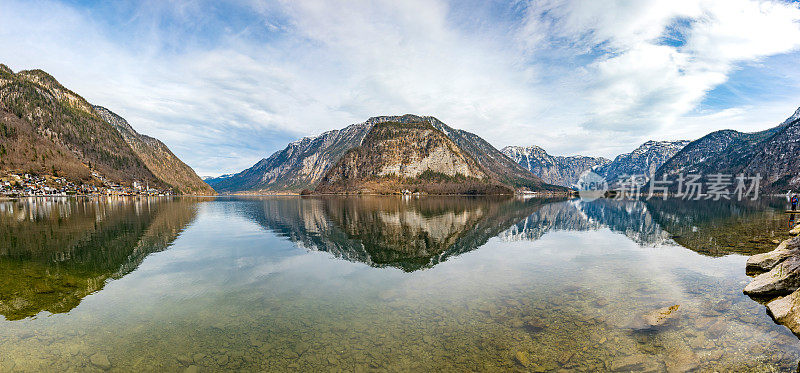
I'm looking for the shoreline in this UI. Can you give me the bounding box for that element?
[743,219,800,338]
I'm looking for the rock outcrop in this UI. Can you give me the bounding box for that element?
[744,235,800,337]
[766,291,800,336]
[745,237,800,275]
[744,255,800,297]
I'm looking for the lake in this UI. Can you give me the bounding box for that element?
[0,195,798,371]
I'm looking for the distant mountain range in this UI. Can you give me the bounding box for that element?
[655,107,800,191]
[0,64,212,194]
[207,114,566,194]
[596,140,691,183]
[7,63,797,196]
[501,145,610,187]
[502,140,690,187]
[209,105,800,194]
[502,105,800,193]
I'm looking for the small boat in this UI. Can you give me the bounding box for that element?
[786,210,800,214]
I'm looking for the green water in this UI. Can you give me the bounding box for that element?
[0,196,797,371]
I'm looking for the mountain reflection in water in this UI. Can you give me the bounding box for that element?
[240,196,789,271]
[1,196,798,371]
[1,196,788,322]
[0,197,201,320]
[240,196,563,271]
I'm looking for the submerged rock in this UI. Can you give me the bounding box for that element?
[643,305,680,327]
[176,354,193,365]
[706,319,728,338]
[90,353,112,370]
[523,318,546,333]
[514,350,530,367]
[744,255,800,297]
[627,305,680,330]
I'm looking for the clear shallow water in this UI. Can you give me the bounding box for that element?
[0,196,798,371]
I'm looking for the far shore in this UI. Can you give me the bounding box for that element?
[218,191,575,197]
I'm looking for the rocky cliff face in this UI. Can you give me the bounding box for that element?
[205,119,373,193]
[315,121,512,194]
[424,118,556,191]
[208,114,559,193]
[595,140,690,183]
[502,145,610,187]
[94,106,214,195]
[0,64,206,193]
[654,106,800,191]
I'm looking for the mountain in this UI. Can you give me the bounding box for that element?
[654,106,800,191]
[207,114,561,193]
[423,117,558,192]
[501,145,610,187]
[0,64,210,194]
[206,118,372,193]
[93,106,214,195]
[746,112,800,189]
[0,65,157,185]
[596,140,691,183]
[315,121,513,194]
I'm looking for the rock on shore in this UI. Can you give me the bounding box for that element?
[744,236,800,336]
[746,237,800,275]
[766,291,800,336]
[744,255,800,297]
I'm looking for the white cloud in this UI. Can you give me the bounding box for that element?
[1,0,799,176]
[519,0,800,155]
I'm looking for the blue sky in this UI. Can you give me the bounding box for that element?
[2,0,800,176]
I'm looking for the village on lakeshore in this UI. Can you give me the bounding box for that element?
[0,172,174,197]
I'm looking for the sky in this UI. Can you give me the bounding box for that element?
[1,0,800,177]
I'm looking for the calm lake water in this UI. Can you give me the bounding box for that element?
[1,196,798,371]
